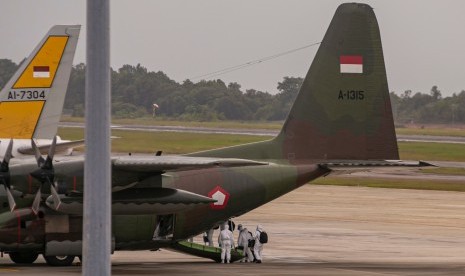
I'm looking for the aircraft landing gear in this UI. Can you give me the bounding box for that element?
[43,255,75,266]
[9,252,39,264]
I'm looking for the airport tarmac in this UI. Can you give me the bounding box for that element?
[2,184,465,275]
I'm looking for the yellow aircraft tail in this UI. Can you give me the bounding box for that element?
[0,25,80,139]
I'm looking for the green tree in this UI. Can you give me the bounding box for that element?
[65,63,86,113]
[430,85,442,100]
[0,59,18,89]
[1,59,464,124]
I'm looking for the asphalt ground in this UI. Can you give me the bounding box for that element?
[2,185,465,275]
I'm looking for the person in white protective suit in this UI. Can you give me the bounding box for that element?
[237,224,253,262]
[253,224,265,263]
[218,224,235,263]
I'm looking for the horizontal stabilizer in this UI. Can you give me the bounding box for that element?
[319,160,434,175]
[47,187,215,215]
[17,139,85,155]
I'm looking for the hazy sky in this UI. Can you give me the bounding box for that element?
[1,0,464,96]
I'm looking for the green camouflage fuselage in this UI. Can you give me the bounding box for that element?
[0,158,327,253]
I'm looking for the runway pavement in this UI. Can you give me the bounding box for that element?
[2,185,465,275]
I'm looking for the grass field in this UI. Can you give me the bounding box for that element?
[312,177,465,192]
[58,127,465,161]
[58,127,267,154]
[420,167,465,176]
[61,116,283,130]
[398,142,465,162]
[396,127,465,137]
[62,116,465,137]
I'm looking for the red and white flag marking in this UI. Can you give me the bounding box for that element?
[340,55,363,74]
[33,66,50,78]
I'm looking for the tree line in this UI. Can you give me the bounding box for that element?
[390,87,465,125]
[0,59,464,124]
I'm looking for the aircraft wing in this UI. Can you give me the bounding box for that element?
[113,155,268,173]
[17,139,85,155]
[318,160,434,175]
[38,155,268,215]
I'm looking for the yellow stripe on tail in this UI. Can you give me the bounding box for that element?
[0,101,45,139]
[13,36,69,89]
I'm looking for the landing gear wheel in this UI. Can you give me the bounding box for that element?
[43,255,75,266]
[9,252,39,264]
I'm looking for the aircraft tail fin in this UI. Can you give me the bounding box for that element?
[275,3,398,161]
[0,25,80,139]
[189,3,398,161]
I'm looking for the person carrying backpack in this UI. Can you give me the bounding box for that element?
[237,224,253,263]
[253,224,268,263]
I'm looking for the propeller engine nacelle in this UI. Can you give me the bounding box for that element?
[0,208,45,251]
[0,207,92,257]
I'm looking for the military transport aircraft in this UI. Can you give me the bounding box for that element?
[0,3,428,266]
[0,25,83,158]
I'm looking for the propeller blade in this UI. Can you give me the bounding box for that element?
[0,139,13,172]
[5,187,16,212]
[0,140,14,211]
[31,187,42,215]
[43,136,57,170]
[49,183,62,210]
[48,136,57,160]
[31,139,45,167]
[29,138,58,212]
[4,139,13,160]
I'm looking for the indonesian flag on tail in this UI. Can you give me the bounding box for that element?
[340,55,363,74]
[33,66,50,78]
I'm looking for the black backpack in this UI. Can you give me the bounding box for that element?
[248,239,255,248]
[247,231,255,247]
[259,231,268,244]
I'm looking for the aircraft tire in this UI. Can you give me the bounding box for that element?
[9,252,39,264]
[43,255,75,266]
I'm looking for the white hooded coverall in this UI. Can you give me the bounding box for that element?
[238,227,253,262]
[218,225,234,263]
[254,225,264,262]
